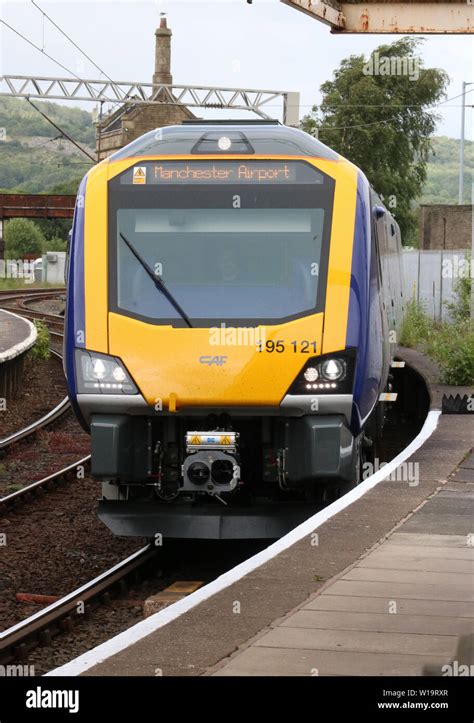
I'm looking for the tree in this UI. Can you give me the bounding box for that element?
[300,38,448,243]
[4,218,45,258]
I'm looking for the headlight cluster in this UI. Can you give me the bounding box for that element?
[75,350,138,395]
[288,351,355,395]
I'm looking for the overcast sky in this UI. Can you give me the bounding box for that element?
[1,0,473,139]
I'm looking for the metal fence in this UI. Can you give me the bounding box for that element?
[402,249,471,321]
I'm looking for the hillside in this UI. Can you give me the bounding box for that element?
[0,97,95,193]
[0,97,472,202]
[421,135,473,205]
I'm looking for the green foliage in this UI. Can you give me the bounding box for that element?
[35,218,72,243]
[400,298,474,385]
[31,320,51,360]
[4,218,44,258]
[43,237,67,252]
[0,97,94,193]
[445,273,472,324]
[0,97,95,144]
[399,299,433,347]
[425,321,474,386]
[421,136,473,205]
[300,37,449,242]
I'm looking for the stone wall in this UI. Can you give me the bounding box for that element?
[97,103,194,160]
[419,204,472,250]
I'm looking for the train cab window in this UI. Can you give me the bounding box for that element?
[108,160,335,327]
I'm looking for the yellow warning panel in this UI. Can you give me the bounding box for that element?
[190,435,201,445]
[133,166,147,184]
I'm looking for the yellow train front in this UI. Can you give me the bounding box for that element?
[64,121,404,539]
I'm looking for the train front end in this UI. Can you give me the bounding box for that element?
[65,122,383,539]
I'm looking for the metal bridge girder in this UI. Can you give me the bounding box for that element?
[0,75,300,124]
[282,0,474,33]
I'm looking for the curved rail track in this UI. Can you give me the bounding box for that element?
[0,545,154,664]
[0,350,70,454]
[0,453,90,513]
[0,291,69,454]
[0,288,79,501]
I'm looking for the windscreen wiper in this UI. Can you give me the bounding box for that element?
[119,232,193,328]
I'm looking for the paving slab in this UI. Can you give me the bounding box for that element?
[318,579,474,602]
[460,453,474,470]
[451,468,474,483]
[279,610,474,636]
[357,555,473,573]
[388,533,470,548]
[212,647,448,677]
[305,595,474,618]
[369,544,474,560]
[253,626,457,657]
[344,566,472,586]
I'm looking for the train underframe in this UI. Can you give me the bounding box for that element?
[93,409,376,539]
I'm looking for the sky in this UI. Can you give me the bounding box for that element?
[0,0,473,139]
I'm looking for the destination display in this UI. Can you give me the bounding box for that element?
[120,161,324,186]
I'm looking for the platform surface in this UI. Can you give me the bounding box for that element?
[212,481,474,676]
[0,308,36,361]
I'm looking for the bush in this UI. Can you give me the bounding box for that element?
[399,299,434,348]
[4,218,44,258]
[43,237,67,252]
[445,273,471,325]
[399,296,474,386]
[30,320,50,360]
[426,321,474,386]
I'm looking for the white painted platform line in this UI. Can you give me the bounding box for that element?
[0,309,37,362]
[47,410,441,677]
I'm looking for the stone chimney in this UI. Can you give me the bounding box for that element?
[153,16,172,87]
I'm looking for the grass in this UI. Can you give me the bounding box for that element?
[0,278,65,291]
[30,319,51,361]
[399,281,474,386]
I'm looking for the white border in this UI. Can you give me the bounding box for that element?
[47,409,440,677]
[0,309,37,362]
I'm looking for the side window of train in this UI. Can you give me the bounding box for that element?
[371,204,384,297]
[65,228,72,284]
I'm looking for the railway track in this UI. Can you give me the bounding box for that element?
[0,350,70,455]
[0,545,155,664]
[0,453,90,512]
[0,288,80,500]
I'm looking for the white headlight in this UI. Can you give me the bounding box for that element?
[76,350,138,395]
[321,359,344,381]
[303,367,319,382]
[112,366,126,382]
[218,136,232,151]
[92,359,107,380]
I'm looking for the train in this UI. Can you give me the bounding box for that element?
[64,120,405,539]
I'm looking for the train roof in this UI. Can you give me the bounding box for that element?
[108,122,340,161]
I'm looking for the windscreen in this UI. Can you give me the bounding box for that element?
[108,160,335,326]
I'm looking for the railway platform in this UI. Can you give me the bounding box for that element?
[0,308,37,400]
[49,347,474,678]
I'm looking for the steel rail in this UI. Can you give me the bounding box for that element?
[0,544,154,663]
